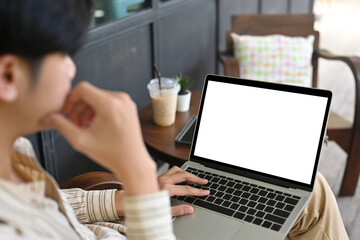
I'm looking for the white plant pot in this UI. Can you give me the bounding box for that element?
[177,90,191,112]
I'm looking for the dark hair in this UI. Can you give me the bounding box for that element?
[0,0,93,60]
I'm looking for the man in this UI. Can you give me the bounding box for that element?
[0,0,349,239]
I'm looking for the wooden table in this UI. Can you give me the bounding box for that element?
[139,91,201,166]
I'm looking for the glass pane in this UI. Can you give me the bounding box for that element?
[90,0,150,28]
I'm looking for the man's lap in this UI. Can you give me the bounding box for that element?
[286,173,348,240]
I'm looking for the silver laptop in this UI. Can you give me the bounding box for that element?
[171,74,332,240]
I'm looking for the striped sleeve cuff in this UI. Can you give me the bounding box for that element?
[85,189,120,223]
[124,190,176,240]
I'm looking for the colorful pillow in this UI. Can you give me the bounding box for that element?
[231,33,314,87]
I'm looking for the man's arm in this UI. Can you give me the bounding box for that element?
[61,188,120,224]
[44,82,173,239]
[46,82,159,196]
[124,190,174,239]
[61,166,210,223]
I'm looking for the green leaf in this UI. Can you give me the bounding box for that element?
[173,72,193,95]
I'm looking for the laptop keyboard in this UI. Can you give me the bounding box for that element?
[172,167,301,232]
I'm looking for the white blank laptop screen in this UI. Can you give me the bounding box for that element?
[194,81,328,184]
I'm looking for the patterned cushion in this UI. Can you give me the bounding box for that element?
[231,33,314,87]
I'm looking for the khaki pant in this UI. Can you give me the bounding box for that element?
[286,173,349,240]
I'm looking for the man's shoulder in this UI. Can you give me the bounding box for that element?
[13,137,36,159]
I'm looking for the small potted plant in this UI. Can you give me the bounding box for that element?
[174,73,193,112]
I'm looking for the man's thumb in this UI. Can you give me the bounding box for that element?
[44,113,83,147]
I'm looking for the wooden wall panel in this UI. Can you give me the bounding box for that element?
[290,0,313,13]
[218,0,258,52]
[73,27,154,110]
[158,1,217,91]
[261,0,288,14]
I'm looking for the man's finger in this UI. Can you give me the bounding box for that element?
[160,166,183,177]
[171,205,193,217]
[46,113,84,149]
[165,171,208,185]
[67,102,92,127]
[65,82,108,112]
[79,107,95,127]
[168,185,209,197]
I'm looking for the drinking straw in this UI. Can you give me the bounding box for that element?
[153,64,162,90]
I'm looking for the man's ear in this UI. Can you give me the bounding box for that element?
[0,55,18,102]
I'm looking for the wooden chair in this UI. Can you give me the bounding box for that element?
[220,14,360,196]
[60,171,123,191]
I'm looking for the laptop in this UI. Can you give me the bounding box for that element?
[171,74,332,240]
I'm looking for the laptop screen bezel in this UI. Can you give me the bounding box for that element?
[189,74,332,191]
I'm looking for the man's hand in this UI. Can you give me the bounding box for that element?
[158,166,210,216]
[44,82,158,196]
[115,166,210,217]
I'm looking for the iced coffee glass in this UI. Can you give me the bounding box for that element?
[147,78,180,126]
